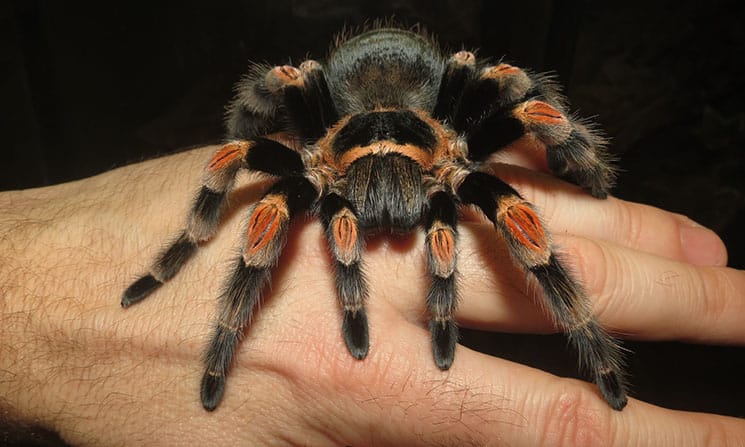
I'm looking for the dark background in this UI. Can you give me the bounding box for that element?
[3,0,744,443]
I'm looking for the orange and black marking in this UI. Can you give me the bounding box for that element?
[481,63,522,78]
[326,109,438,170]
[497,196,547,253]
[243,194,289,265]
[424,191,458,279]
[496,196,551,267]
[426,222,456,278]
[330,208,360,265]
[320,193,363,266]
[207,141,251,172]
[515,100,567,126]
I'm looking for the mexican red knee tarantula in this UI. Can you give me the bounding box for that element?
[122,27,628,411]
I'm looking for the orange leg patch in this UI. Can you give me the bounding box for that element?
[520,100,567,126]
[428,224,456,278]
[244,196,288,261]
[502,202,547,252]
[331,210,359,265]
[483,63,521,78]
[208,141,250,172]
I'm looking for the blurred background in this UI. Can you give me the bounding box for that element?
[3,0,743,439]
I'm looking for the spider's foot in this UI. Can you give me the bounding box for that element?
[342,309,369,359]
[200,371,226,412]
[430,319,458,370]
[121,274,163,307]
[598,370,628,411]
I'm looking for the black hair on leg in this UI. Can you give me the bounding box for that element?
[433,50,476,122]
[457,171,628,410]
[320,193,370,359]
[423,191,459,370]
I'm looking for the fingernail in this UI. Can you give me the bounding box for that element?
[679,219,728,267]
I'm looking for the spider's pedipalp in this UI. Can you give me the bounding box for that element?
[320,193,370,359]
[121,139,306,308]
[200,175,317,411]
[424,190,459,370]
[457,171,628,410]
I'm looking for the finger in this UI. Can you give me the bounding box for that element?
[444,229,745,344]
[558,235,745,344]
[485,162,728,267]
[327,323,745,447]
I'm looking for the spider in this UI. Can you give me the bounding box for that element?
[121,26,628,412]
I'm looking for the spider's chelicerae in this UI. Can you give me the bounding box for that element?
[122,26,628,411]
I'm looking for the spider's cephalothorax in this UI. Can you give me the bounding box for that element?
[122,27,628,411]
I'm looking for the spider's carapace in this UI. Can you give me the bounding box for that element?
[122,26,626,412]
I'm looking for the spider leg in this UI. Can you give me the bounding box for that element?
[467,98,615,198]
[433,50,476,122]
[200,176,317,411]
[282,60,339,141]
[320,193,370,359]
[423,191,459,370]
[448,62,615,198]
[226,61,338,142]
[456,171,628,410]
[121,138,305,307]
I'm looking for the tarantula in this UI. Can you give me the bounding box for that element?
[122,27,628,411]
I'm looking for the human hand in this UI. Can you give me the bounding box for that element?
[1,146,743,446]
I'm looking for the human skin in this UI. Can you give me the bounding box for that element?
[1,145,744,446]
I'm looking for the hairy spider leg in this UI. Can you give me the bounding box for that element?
[121,138,305,307]
[423,190,460,370]
[457,171,628,410]
[446,62,615,198]
[200,176,317,411]
[432,50,476,122]
[282,60,339,142]
[121,138,307,307]
[320,193,370,359]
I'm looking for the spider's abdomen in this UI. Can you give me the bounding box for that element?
[344,153,425,232]
[327,28,444,115]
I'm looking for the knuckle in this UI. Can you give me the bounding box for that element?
[613,199,643,249]
[697,269,731,326]
[561,237,616,323]
[702,419,741,447]
[539,385,611,447]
